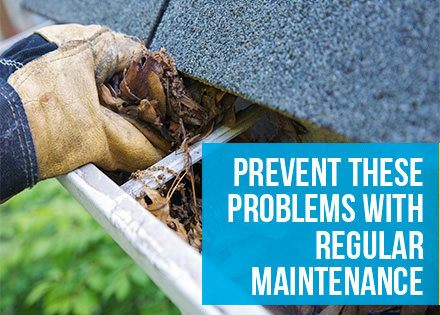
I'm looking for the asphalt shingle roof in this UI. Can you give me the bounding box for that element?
[24,0,440,142]
[23,0,166,42]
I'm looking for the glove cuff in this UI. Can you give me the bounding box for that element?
[0,33,57,200]
[0,33,58,79]
[0,78,39,200]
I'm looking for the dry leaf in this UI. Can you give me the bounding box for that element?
[120,56,164,102]
[167,218,188,242]
[137,187,188,242]
[137,187,169,221]
[98,83,125,109]
[146,71,166,118]
[119,60,144,100]
[138,99,161,124]
[188,222,202,251]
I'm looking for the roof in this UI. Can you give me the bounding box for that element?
[23,0,166,43]
[24,0,440,142]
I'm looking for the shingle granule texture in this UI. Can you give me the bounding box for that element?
[150,0,439,142]
[23,0,166,40]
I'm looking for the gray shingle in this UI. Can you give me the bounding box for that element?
[150,0,439,142]
[23,0,166,41]
[23,0,439,142]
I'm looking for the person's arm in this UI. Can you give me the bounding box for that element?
[0,33,57,200]
[0,25,164,201]
[0,77,38,200]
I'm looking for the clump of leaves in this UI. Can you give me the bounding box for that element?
[98,47,236,153]
[134,161,203,252]
[100,46,236,251]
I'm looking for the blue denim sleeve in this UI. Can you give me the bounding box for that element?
[0,78,39,201]
[0,33,57,201]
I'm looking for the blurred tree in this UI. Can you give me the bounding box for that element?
[0,179,179,315]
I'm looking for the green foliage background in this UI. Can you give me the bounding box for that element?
[0,179,179,315]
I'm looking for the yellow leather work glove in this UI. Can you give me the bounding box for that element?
[7,24,164,179]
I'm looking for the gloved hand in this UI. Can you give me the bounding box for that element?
[6,24,164,179]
